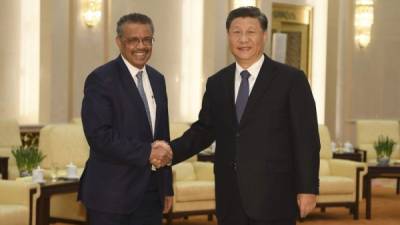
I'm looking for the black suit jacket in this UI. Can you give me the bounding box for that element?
[78,56,173,214]
[171,55,320,221]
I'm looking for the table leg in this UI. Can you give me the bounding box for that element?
[365,176,372,219]
[36,195,51,225]
[0,157,9,179]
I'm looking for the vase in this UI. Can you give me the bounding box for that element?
[19,169,31,177]
[377,156,390,166]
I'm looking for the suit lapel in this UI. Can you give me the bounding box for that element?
[239,55,278,127]
[222,63,238,129]
[117,56,153,137]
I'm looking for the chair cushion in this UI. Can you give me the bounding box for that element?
[0,205,28,225]
[319,176,354,194]
[175,181,215,202]
[173,162,196,181]
[173,199,215,212]
[318,125,333,160]
[319,159,330,176]
[39,124,89,168]
[193,161,214,181]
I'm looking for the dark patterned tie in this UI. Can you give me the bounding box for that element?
[136,71,152,132]
[236,70,251,123]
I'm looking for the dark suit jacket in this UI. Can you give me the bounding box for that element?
[171,55,320,221]
[78,56,173,214]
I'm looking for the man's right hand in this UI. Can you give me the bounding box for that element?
[149,140,173,168]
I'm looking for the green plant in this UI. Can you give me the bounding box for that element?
[374,135,396,158]
[11,145,46,175]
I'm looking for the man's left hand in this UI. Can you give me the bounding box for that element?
[297,193,316,218]
[163,196,173,213]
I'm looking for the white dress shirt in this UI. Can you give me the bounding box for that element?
[234,54,265,102]
[121,56,156,136]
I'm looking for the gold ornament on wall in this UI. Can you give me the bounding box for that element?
[354,0,374,48]
[82,0,102,28]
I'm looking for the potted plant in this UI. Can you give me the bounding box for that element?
[11,145,46,177]
[374,135,396,166]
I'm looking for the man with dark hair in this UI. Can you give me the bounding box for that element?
[79,13,173,225]
[155,6,320,225]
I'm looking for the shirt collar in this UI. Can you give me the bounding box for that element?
[235,54,265,79]
[121,54,147,77]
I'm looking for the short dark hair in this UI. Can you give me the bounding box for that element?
[226,6,268,31]
[116,13,154,37]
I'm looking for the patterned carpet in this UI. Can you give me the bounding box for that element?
[164,179,400,225]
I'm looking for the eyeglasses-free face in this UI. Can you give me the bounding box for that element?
[116,22,154,69]
[228,17,267,68]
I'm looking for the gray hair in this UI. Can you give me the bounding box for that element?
[116,13,154,37]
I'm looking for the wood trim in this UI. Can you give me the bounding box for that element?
[164,209,215,225]
[354,166,364,219]
[0,157,8,180]
[29,188,37,225]
[49,217,86,225]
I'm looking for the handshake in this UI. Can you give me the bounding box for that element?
[149,140,173,169]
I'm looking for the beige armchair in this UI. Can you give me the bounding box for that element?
[38,123,89,223]
[0,119,22,179]
[317,125,367,219]
[0,179,41,225]
[355,119,400,194]
[355,119,400,162]
[165,123,215,225]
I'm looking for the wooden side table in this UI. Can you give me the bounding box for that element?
[31,179,83,225]
[0,156,9,179]
[197,154,215,163]
[363,164,400,219]
[333,152,362,162]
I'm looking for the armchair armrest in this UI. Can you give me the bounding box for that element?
[329,159,366,203]
[329,159,367,178]
[0,180,39,205]
[354,148,368,162]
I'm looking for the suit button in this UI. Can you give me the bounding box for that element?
[232,162,237,171]
[236,132,240,137]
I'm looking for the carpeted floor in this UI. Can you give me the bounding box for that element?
[166,180,400,225]
[57,180,399,225]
